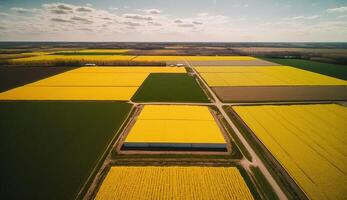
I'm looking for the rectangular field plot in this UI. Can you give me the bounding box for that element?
[123,105,227,151]
[95,166,254,200]
[196,66,347,86]
[0,86,138,100]
[0,101,132,199]
[131,73,209,102]
[0,66,186,101]
[70,66,186,73]
[213,86,347,102]
[232,104,347,200]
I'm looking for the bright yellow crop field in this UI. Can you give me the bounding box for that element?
[124,105,226,144]
[29,72,148,87]
[232,104,347,200]
[196,66,347,86]
[10,55,135,64]
[0,66,185,100]
[70,66,186,73]
[95,166,254,200]
[0,86,137,100]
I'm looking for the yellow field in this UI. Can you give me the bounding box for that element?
[0,86,137,100]
[232,104,347,200]
[196,66,347,86]
[124,105,226,144]
[132,56,255,62]
[29,73,148,87]
[0,66,185,100]
[95,166,254,200]
[70,66,186,73]
[10,55,135,64]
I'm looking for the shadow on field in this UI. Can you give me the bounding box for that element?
[0,66,76,92]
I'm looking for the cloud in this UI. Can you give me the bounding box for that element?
[337,15,347,19]
[0,12,9,17]
[124,14,152,21]
[148,21,162,26]
[178,24,195,28]
[78,28,93,31]
[139,9,162,14]
[51,18,72,23]
[282,15,320,21]
[43,3,74,14]
[71,16,93,23]
[11,7,33,14]
[123,21,141,26]
[56,4,73,10]
[174,19,183,23]
[192,21,203,25]
[76,7,93,12]
[109,7,118,11]
[327,6,347,13]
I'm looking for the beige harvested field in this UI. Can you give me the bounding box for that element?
[186,59,280,66]
[213,86,347,102]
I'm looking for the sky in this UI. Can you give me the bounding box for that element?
[0,0,346,42]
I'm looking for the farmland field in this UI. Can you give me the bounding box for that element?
[0,66,185,101]
[0,66,75,92]
[95,166,254,200]
[123,105,227,150]
[196,66,347,86]
[195,66,347,102]
[0,101,132,199]
[232,104,347,200]
[260,58,347,80]
[132,73,209,102]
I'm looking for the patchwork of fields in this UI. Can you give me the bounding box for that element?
[95,166,254,200]
[1,48,347,200]
[123,105,227,150]
[232,104,347,200]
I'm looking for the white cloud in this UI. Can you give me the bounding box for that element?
[123,14,153,21]
[173,19,183,23]
[337,15,347,19]
[327,6,347,13]
[139,8,162,15]
[11,7,36,14]
[282,15,320,21]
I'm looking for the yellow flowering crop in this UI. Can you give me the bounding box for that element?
[196,66,347,86]
[232,104,347,200]
[124,105,226,145]
[95,166,254,200]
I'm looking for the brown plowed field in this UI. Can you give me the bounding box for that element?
[213,86,347,102]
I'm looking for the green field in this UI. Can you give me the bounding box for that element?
[132,73,209,102]
[261,58,347,80]
[0,101,132,200]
